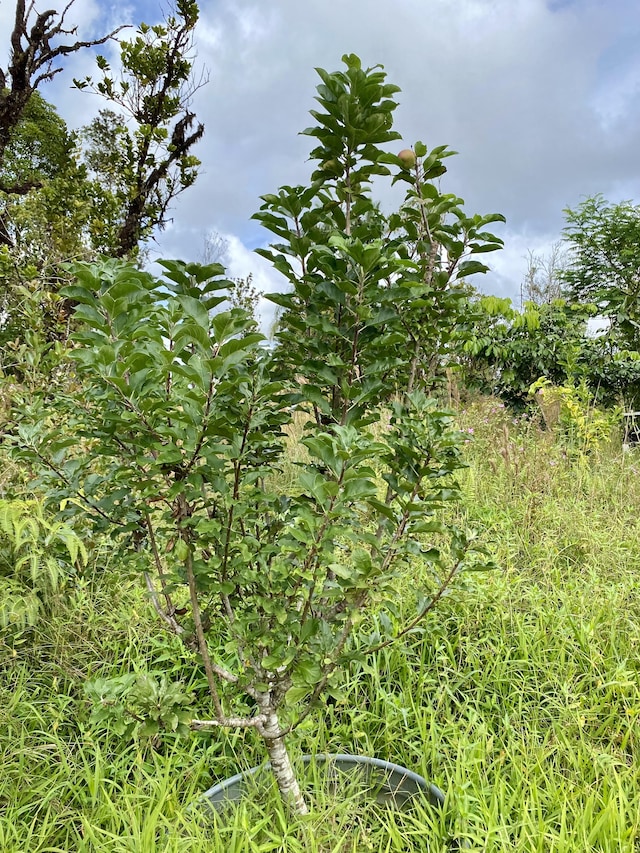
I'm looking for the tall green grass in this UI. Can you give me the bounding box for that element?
[1,400,639,851]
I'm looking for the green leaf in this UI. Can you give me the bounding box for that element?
[295,660,323,687]
[177,295,210,329]
[456,260,490,279]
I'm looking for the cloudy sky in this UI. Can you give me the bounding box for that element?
[2,0,640,318]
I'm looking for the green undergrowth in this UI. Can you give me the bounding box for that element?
[2,400,640,850]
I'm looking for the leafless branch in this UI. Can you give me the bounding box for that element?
[144,571,185,636]
[191,715,267,730]
[0,0,125,169]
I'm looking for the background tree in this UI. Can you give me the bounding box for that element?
[1,3,208,386]
[0,0,121,175]
[75,0,205,258]
[229,272,261,332]
[561,195,640,351]
[0,93,99,379]
[0,93,92,258]
[201,229,230,266]
[78,109,138,256]
[201,230,262,329]
[520,241,567,306]
[456,294,593,407]
[578,335,640,412]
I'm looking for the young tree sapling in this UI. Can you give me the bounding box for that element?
[16,56,502,815]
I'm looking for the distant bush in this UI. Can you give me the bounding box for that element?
[529,377,620,454]
[0,499,87,630]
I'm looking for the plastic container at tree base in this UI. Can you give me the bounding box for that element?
[203,752,444,811]
[202,753,469,849]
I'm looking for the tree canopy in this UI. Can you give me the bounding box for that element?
[561,194,640,350]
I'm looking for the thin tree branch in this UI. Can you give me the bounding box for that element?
[25,444,127,527]
[143,510,175,610]
[0,178,42,195]
[183,523,230,718]
[191,714,266,730]
[144,571,185,636]
[361,550,468,656]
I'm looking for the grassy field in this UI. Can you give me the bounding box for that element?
[1,399,640,851]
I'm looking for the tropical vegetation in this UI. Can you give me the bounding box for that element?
[1,2,639,850]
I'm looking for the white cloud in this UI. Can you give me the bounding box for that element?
[482,229,566,303]
[591,51,640,131]
[3,0,640,307]
[225,234,284,335]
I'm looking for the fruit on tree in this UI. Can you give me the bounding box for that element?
[398,149,416,169]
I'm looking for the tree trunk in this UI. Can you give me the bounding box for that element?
[406,338,421,394]
[0,204,13,247]
[257,700,309,815]
[117,194,147,258]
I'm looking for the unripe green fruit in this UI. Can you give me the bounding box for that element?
[320,159,342,176]
[398,149,416,169]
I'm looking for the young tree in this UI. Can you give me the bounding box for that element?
[14,57,495,815]
[75,0,205,257]
[0,0,121,175]
[255,57,504,420]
